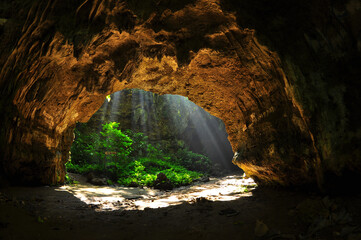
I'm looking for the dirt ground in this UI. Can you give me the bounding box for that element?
[1,174,361,240]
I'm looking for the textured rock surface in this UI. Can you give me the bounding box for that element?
[0,0,360,189]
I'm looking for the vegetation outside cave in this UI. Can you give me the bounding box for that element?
[66,89,239,189]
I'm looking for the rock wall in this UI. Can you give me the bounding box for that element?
[0,0,360,190]
[221,0,361,190]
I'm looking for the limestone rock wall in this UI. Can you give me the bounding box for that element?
[221,0,361,190]
[0,0,360,190]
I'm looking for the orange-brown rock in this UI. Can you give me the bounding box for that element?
[0,0,360,190]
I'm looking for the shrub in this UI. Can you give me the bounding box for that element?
[70,122,132,168]
[116,157,202,187]
[174,149,212,173]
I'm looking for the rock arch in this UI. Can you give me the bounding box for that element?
[0,0,322,186]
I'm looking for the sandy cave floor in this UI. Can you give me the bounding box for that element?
[1,174,361,240]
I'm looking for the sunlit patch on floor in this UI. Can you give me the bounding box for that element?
[57,175,256,211]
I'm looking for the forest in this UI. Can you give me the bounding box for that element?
[66,89,236,189]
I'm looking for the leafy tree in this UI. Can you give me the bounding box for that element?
[99,122,132,167]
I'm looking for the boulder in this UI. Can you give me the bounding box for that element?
[154,173,173,191]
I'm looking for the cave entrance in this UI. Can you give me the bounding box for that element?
[61,89,256,211]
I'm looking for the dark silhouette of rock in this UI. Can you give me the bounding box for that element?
[154,173,173,190]
[86,172,107,186]
[89,178,108,186]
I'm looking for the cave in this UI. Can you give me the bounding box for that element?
[1,0,361,239]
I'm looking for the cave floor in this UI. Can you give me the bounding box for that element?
[1,175,361,240]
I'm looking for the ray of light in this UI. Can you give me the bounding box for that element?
[138,89,148,134]
[108,91,122,122]
[163,94,235,169]
[189,109,230,167]
[149,92,161,142]
[98,98,110,129]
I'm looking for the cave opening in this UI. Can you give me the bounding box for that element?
[1,0,361,238]
[63,89,256,211]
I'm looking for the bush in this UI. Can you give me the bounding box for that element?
[115,157,202,187]
[174,149,212,173]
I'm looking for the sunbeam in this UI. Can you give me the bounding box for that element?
[189,108,233,170]
[108,91,121,122]
[163,93,236,170]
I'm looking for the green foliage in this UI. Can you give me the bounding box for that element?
[68,122,208,188]
[174,149,212,173]
[100,122,133,161]
[66,160,104,175]
[70,122,132,168]
[65,173,73,184]
[37,216,45,224]
[124,130,149,157]
[116,157,202,187]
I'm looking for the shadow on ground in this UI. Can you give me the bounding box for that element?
[1,177,361,240]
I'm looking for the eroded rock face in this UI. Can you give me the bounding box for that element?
[0,0,360,189]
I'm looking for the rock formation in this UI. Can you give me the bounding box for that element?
[0,0,360,190]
